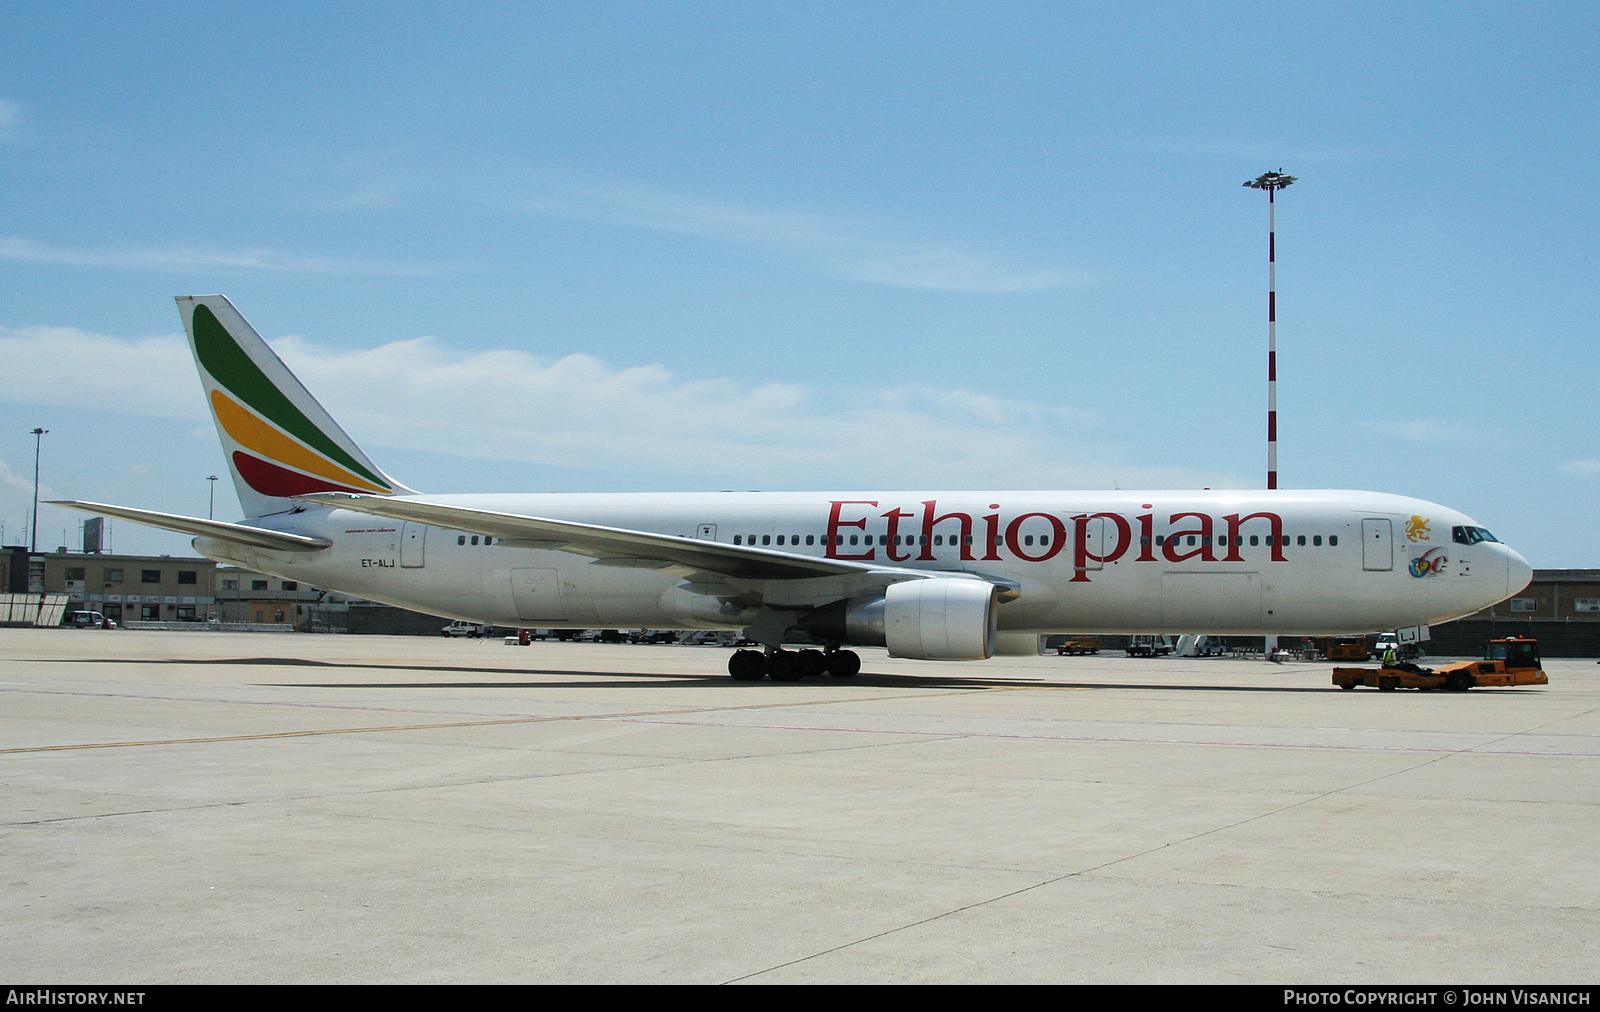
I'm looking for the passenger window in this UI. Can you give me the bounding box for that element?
[458,535,466,545]
[471,536,479,545]
[1039,535,1049,546]
[762,535,771,545]
[1297,535,1306,546]
[1313,535,1322,546]
[849,535,858,546]
[1024,535,1035,546]
[1330,535,1338,546]
[1250,536,1259,546]
[806,535,814,546]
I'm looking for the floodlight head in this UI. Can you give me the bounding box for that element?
[1244,170,1297,191]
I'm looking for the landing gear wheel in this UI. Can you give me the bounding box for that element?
[1378,675,1398,691]
[826,649,861,677]
[797,649,827,678]
[728,649,766,681]
[767,651,801,682]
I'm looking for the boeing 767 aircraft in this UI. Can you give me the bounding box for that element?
[54,296,1531,680]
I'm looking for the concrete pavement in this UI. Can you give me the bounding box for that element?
[2,630,1595,983]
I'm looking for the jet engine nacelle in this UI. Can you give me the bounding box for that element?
[884,578,999,661]
[802,578,999,660]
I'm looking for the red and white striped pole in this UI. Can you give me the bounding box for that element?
[1245,170,1295,490]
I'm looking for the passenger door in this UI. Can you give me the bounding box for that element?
[1362,519,1393,571]
[400,522,426,568]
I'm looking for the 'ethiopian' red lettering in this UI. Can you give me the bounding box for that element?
[826,501,876,560]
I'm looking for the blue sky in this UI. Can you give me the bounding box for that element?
[0,2,1596,565]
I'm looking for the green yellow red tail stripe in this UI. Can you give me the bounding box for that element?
[180,295,409,513]
[191,303,393,494]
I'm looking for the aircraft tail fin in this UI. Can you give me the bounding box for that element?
[176,295,413,518]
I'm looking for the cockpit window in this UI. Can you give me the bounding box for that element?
[1452,526,1500,545]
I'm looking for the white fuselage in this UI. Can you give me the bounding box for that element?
[194,489,1531,639]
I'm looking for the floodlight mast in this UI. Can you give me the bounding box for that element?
[30,427,48,554]
[1244,170,1296,489]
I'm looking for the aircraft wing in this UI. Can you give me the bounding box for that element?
[299,493,955,584]
[49,500,332,553]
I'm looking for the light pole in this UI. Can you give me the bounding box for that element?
[29,427,47,554]
[208,475,218,520]
[1244,170,1296,490]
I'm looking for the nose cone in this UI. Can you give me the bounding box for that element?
[1504,544,1533,599]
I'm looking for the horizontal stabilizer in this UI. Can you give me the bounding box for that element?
[49,501,332,553]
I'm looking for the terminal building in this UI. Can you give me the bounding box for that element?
[1426,569,1600,657]
[2,546,218,625]
[0,545,448,634]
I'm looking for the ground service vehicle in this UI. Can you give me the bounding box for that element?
[1126,635,1174,657]
[1054,637,1101,655]
[1333,637,1548,691]
[1320,637,1369,661]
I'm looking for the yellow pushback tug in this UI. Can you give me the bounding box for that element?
[1333,637,1549,692]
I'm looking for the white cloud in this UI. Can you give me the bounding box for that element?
[0,457,54,499]
[0,237,434,275]
[1560,460,1600,479]
[1118,138,1385,163]
[272,334,1201,489]
[0,323,1219,491]
[0,98,19,140]
[0,326,205,420]
[1358,418,1478,444]
[523,182,1088,294]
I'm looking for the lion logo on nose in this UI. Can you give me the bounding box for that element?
[1405,515,1432,543]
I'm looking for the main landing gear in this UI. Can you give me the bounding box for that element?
[727,648,861,681]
